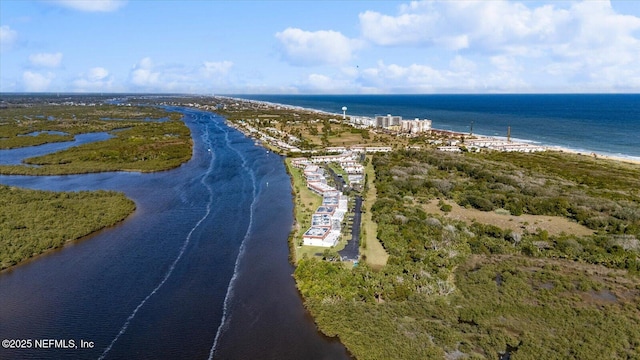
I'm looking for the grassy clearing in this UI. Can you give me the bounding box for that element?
[0,185,135,270]
[285,158,323,262]
[327,132,368,146]
[361,155,388,269]
[422,199,594,237]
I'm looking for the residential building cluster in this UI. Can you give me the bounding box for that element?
[185,97,550,156]
[349,114,432,134]
[400,119,433,134]
[293,150,367,185]
[325,146,391,154]
[436,137,546,153]
[375,114,402,127]
[227,120,303,153]
[291,161,349,247]
[465,138,546,152]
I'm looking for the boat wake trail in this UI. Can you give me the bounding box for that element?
[208,130,259,359]
[99,118,216,360]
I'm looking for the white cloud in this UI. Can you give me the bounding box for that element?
[490,55,521,73]
[127,57,236,93]
[49,0,127,12]
[449,55,476,74]
[73,67,114,91]
[275,28,359,66]
[359,1,575,51]
[318,61,448,93]
[301,73,356,93]
[358,61,446,92]
[290,58,534,94]
[359,9,438,46]
[87,67,109,81]
[436,35,469,51]
[0,25,18,52]
[23,71,54,92]
[306,74,336,90]
[29,52,63,68]
[130,57,161,88]
[202,61,233,77]
[359,0,640,55]
[357,0,640,91]
[544,1,640,88]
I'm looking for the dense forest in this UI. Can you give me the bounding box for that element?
[295,150,640,359]
[0,185,135,270]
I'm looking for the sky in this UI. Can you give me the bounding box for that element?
[1,0,640,94]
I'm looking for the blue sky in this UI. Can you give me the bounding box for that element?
[1,0,640,94]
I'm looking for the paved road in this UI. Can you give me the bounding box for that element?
[339,196,361,261]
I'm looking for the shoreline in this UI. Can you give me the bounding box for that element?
[0,208,134,273]
[223,95,640,165]
[215,96,640,359]
[545,146,640,165]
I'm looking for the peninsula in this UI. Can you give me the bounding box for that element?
[188,95,640,359]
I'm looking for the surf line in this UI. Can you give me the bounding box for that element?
[208,129,259,359]
[99,118,215,360]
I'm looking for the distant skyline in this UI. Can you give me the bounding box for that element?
[1,0,639,94]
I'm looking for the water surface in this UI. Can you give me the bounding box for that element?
[0,108,349,359]
[235,94,640,159]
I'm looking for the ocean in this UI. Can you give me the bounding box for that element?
[233,94,640,160]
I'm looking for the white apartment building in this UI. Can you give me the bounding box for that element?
[400,119,432,134]
[375,114,402,128]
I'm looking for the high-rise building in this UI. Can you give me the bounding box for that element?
[400,118,432,134]
[375,114,402,128]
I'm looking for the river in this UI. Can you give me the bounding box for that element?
[0,108,350,359]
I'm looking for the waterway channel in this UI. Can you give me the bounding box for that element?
[0,108,350,359]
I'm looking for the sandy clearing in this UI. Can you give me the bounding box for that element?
[422,199,594,237]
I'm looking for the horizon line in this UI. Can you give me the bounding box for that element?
[2,92,640,96]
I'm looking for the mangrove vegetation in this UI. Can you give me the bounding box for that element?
[0,185,135,270]
[0,104,192,174]
[294,149,640,359]
[0,101,191,269]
